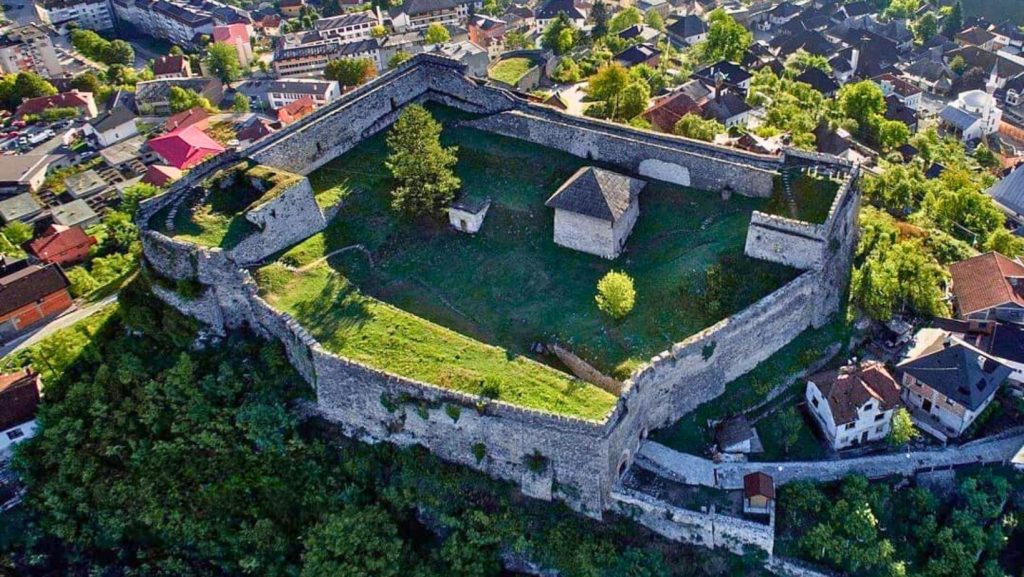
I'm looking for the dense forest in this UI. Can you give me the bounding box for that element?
[0,276,766,577]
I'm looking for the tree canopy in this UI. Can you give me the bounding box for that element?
[385,104,460,217]
[700,9,751,63]
[204,42,243,83]
[324,57,377,87]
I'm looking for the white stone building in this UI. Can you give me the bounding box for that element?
[805,361,902,450]
[83,107,138,148]
[266,79,340,110]
[545,167,644,260]
[34,0,115,30]
[0,24,63,78]
[315,10,380,43]
[448,197,490,233]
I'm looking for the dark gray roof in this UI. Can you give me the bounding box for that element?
[900,340,1010,412]
[693,60,751,86]
[796,67,839,95]
[545,167,644,222]
[316,11,377,30]
[666,15,706,39]
[536,0,584,20]
[987,165,1024,216]
[90,107,136,132]
[614,43,660,67]
[939,104,979,132]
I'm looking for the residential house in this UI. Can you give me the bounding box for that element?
[637,0,670,19]
[141,164,183,187]
[715,416,762,454]
[147,125,226,170]
[702,90,752,128]
[153,54,192,78]
[34,0,114,30]
[279,0,304,18]
[613,43,661,69]
[693,60,751,93]
[898,329,1011,440]
[64,169,107,199]
[314,10,380,42]
[665,15,707,47]
[873,72,922,110]
[545,167,644,260]
[0,155,53,195]
[272,37,382,77]
[617,24,662,44]
[832,0,873,29]
[84,108,138,148]
[986,165,1024,228]
[643,90,702,132]
[135,77,223,115]
[768,1,800,27]
[25,224,96,266]
[52,199,100,229]
[0,368,42,459]
[501,6,534,30]
[212,23,253,68]
[15,90,97,119]
[277,96,317,124]
[433,41,488,77]
[387,0,482,33]
[931,318,1024,384]
[956,26,999,51]
[795,67,839,97]
[468,14,506,58]
[235,116,275,143]
[535,0,586,32]
[806,361,902,450]
[0,194,45,224]
[266,78,340,110]
[902,57,954,96]
[0,24,63,78]
[0,260,72,337]
[885,95,918,132]
[742,472,774,516]
[948,251,1024,324]
[163,107,211,133]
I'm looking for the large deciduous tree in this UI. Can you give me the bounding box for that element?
[385,104,460,217]
[324,57,377,87]
[701,9,752,63]
[204,42,243,83]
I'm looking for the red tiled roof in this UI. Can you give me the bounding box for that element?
[25,224,96,264]
[743,472,774,499]
[808,361,901,426]
[15,91,92,118]
[162,107,210,132]
[277,96,316,125]
[141,164,183,187]
[0,263,69,317]
[949,252,1024,317]
[0,367,41,432]
[153,55,189,76]
[212,23,250,44]
[236,117,274,142]
[147,125,226,170]
[643,91,702,133]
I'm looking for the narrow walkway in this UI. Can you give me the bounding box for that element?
[636,428,1024,490]
[780,168,799,219]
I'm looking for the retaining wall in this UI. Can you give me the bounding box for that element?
[137,54,860,517]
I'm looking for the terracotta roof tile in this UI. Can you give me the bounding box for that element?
[949,252,1024,316]
[0,368,41,431]
[808,361,901,425]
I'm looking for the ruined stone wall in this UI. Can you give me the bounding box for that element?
[744,214,825,271]
[610,487,774,555]
[463,110,780,197]
[231,177,327,265]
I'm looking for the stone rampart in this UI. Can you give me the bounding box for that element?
[610,487,774,555]
[138,54,860,517]
[231,177,327,265]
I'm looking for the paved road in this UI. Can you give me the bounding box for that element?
[0,295,117,363]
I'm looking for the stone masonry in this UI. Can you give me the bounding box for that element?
[138,54,861,518]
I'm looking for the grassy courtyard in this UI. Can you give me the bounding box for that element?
[764,171,842,225]
[487,57,534,86]
[256,106,798,417]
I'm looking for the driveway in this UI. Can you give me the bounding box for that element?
[0,295,117,362]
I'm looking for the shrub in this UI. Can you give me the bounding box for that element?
[525,450,548,474]
[472,442,486,463]
[65,266,99,297]
[595,270,636,319]
[444,404,460,422]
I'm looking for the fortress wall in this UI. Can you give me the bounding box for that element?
[462,110,779,197]
[310,346,614,516]
[744,213,825,270]
[231,177,328,266]
[142,230,200,281]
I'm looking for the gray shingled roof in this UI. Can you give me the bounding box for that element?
[545,167,644,222]
[900,340,1010,412]
[987,166,1024,216]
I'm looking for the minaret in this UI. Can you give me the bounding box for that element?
[984,61,999,134]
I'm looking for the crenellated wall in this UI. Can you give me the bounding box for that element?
[137,54,860,518]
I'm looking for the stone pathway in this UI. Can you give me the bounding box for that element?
[780,168,799,220]
[636,428,1024,490]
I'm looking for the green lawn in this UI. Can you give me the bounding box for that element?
[296,109,795,376]
[765,172,841,225]
[488,57,533,86]
[257,262,617,421]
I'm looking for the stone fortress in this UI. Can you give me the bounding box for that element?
[136,55,860,541]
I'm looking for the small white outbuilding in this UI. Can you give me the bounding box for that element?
[448,197,491,234]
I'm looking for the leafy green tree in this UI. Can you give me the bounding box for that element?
[1,71,57,110]
[775,406,803,455]
[884,0,919,19]
[875,118,910,152]
[949,54,967,74]
[105,39,135,66]
[438,510,503,577]
[701,9,752,63]
[300,507,410,577]
[862,162,925,213]
[983,228,1024,258]
[168,86,215,112]
[618,80,650,120]
[551,57,582,83]
[424,22,450,44]
[596,270,636,319]
[785,49,831,73]
[102,210,139,252]
[608,7,643,34]
[385,104,460,217]
[371,24,387,38]
[324,57,377,87]
[887,408,917,446]
[541,14,577,55]
[120,182,160,213]
[918,167,1004,245]
[838,80,886,134]
[1,220,34,246]
[64,266,99,298]
[69,72,104,96]
[232,92,251,113]
[644,9,665,31]
[388,51,412,68]
[942,0,963,38]
[915,11,938,43]
[973,143,1000,169]
[204,42,243,82]
[746,68,828,149]
[504,29,531,51]
[590,0,609,38]
[673,113,723,141]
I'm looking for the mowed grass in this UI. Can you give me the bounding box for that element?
[765,172,841,225]
[488,57,533,86]
[258,262,617,420]
[172,184,259,249]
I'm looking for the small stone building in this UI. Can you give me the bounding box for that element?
[448,197,491,234]
[742,472,774,516]
[545,167,644,259]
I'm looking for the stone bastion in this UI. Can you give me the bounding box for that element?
[137,54,861,517]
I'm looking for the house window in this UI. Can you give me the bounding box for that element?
[811,397,819,408]
[845,423,855,430]
[875,414,884,421]
[6,428,24,441]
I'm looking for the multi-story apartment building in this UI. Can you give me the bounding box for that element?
[0,24,63,78]
[34,0,115,31]
[272,37,381,77]
[314,10,380,43]
[386,0,481,32]
[111,0,249,49]
[265,78,340,109]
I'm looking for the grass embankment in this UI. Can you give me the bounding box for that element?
[650,319,850,456]
[488,57,534,86]
[298,111,795,378]
[172,163,304,249]
[257,262,617,421]
[765,172,841,225]
[4,303,118,383]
